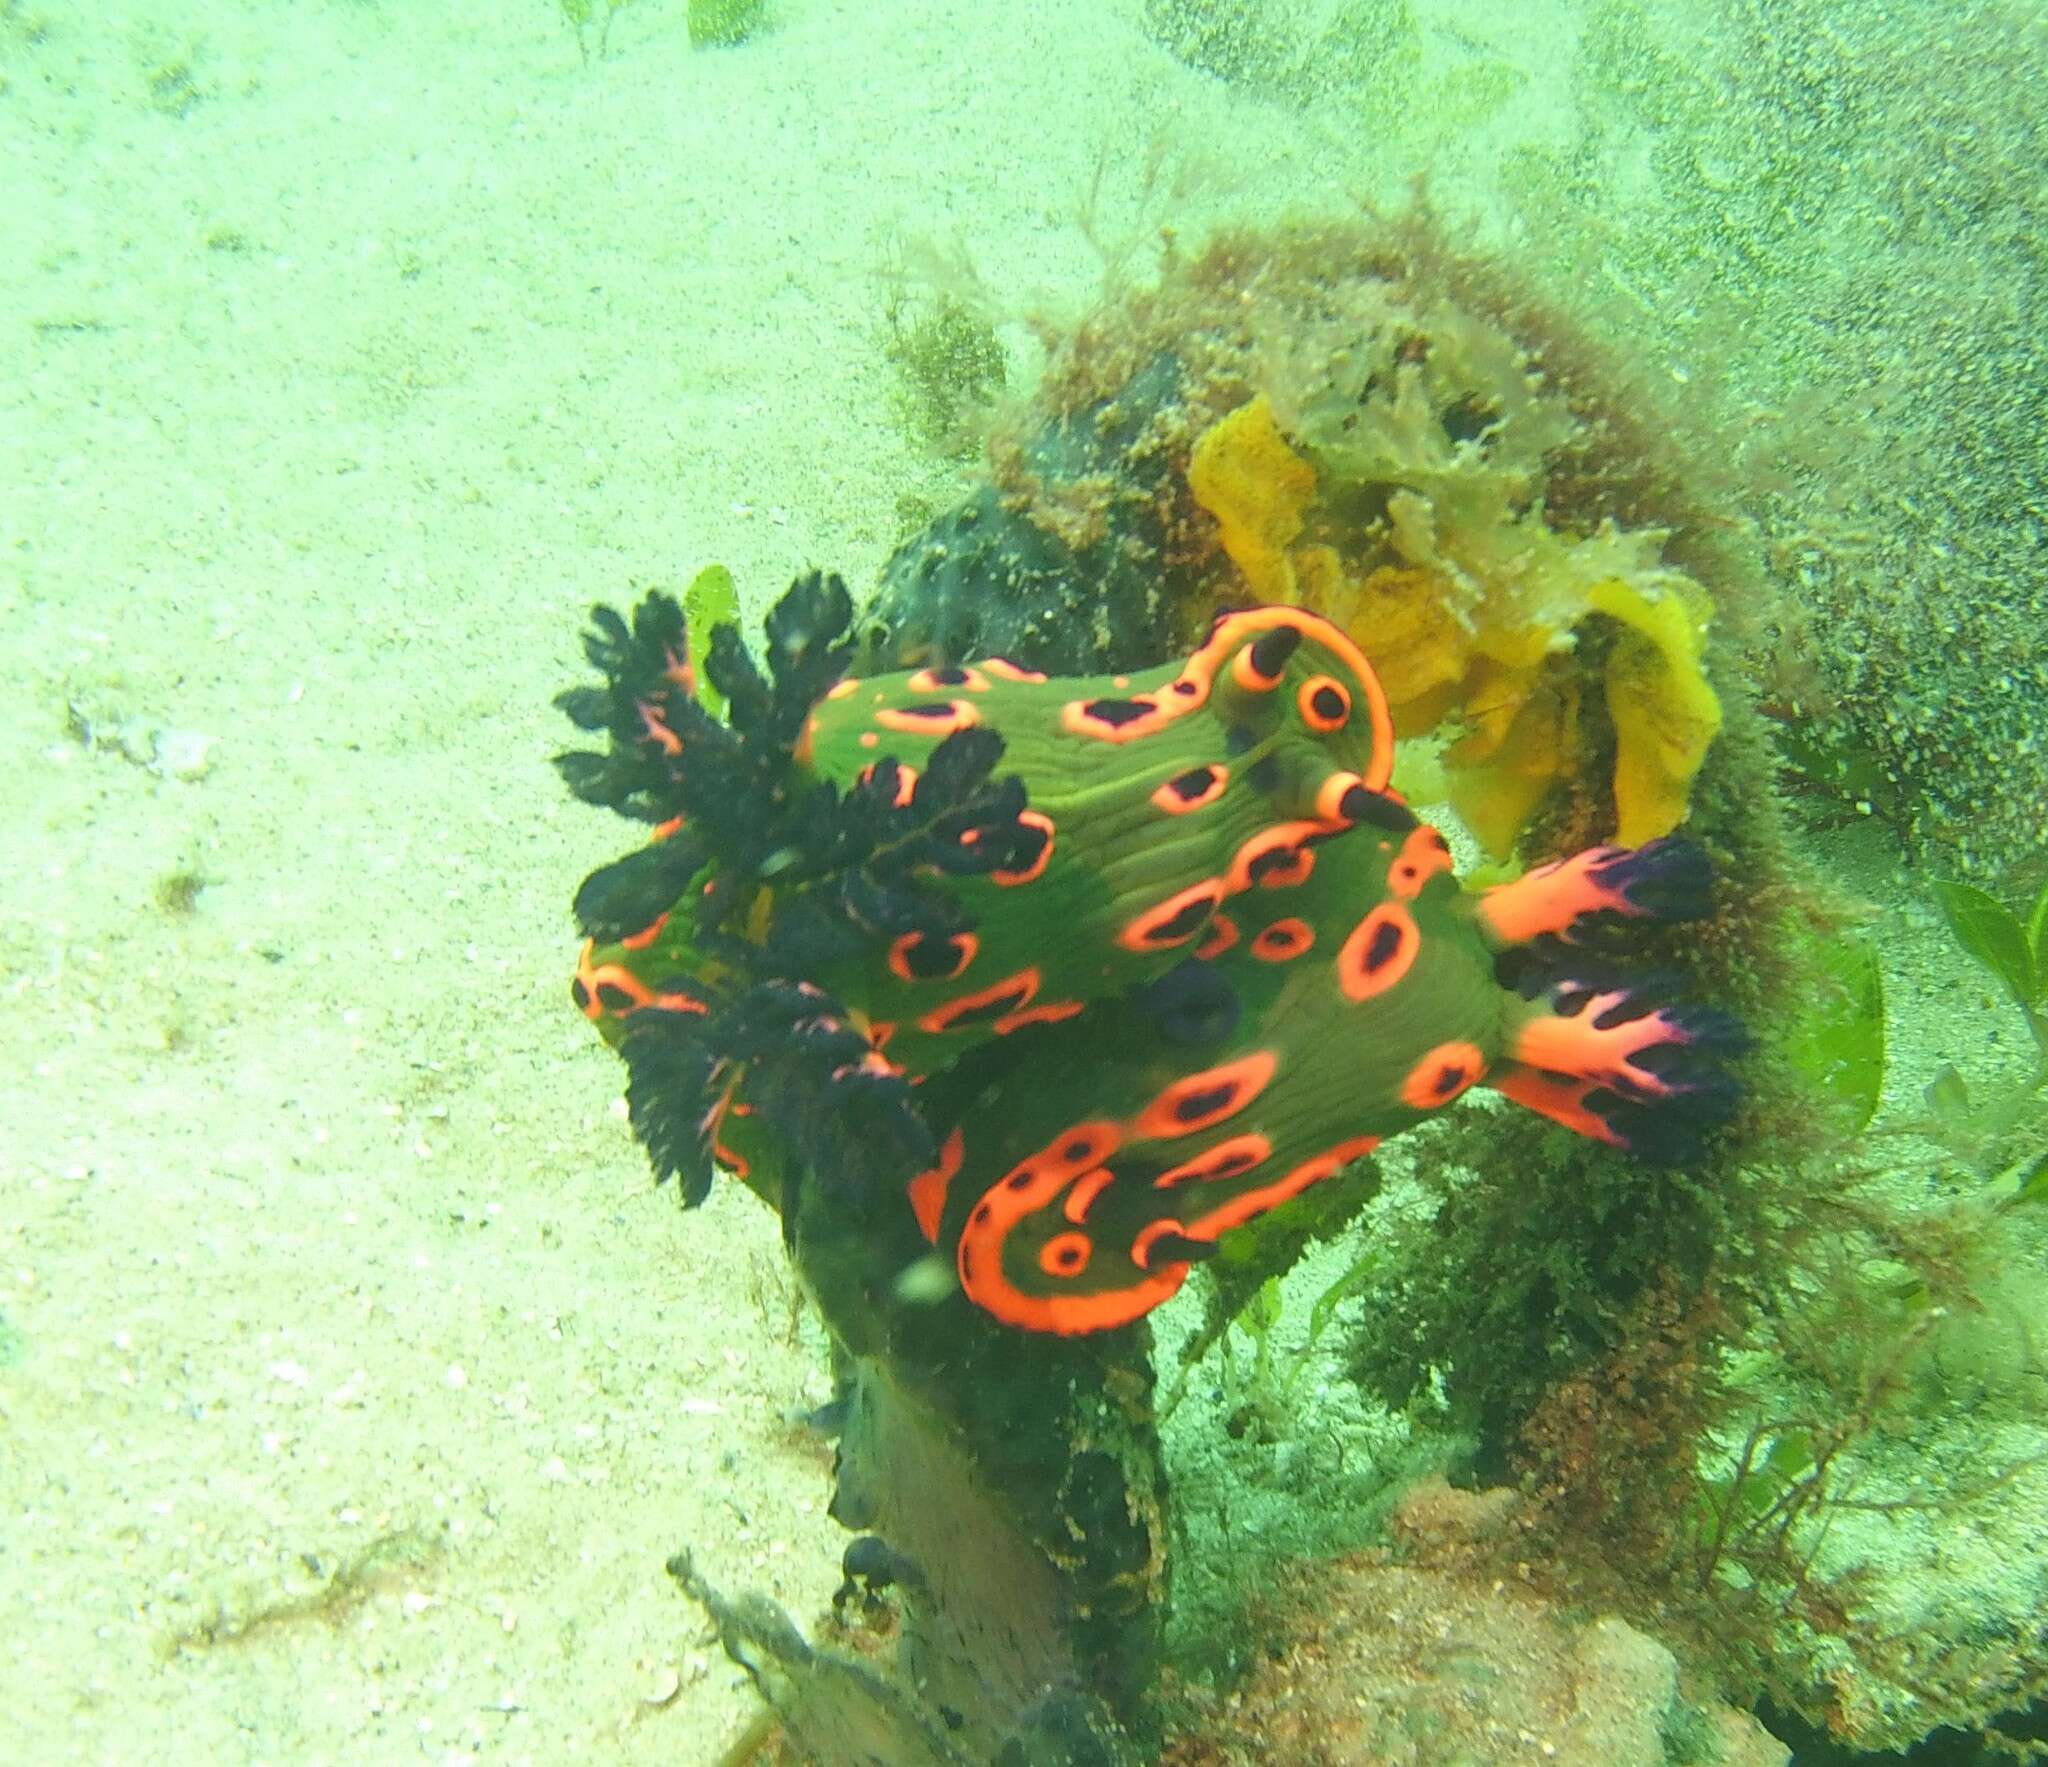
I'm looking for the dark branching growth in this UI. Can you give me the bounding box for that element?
[556,589,714,943]
[557,571,1030,958]
[761,730,1029,960]
[617,979,933,1212]
[556,572,1039,1209]
[555,570,857,829]
[555,588,699,822]
[1584,837,1715,931]
[556,573,860,941]
[569,835,710,948]
[611,1003,724,1205]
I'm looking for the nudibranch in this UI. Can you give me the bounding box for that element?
[559,573,1406,1184]
[558,572,1742,1332]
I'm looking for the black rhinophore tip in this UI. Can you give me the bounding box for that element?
[1246,624,1303,681]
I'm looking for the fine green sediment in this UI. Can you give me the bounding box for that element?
[1506,0,2048,889]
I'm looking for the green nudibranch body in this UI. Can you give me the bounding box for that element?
[790,603,1399,1079]
[560,573,1741,1334]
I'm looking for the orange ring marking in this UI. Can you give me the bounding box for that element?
[1130,1050,1277,1140]
[957,1135,1179,1333]
[1117,878,1225,951]
[1388,824,1454,900]
[979,657,1048,684]
[907,664,990,694]
[992,810,1055,886]
[1399,1040,1487,1110]
[1181,1135,1383,1243]
[1194,913,1239,960]
[1182,607,1396,788]
[888,928,979,984]
[1150,764,1229,815]
[1153,1132,1272,1189]
[1131,1216,1202,1274]
[1225,821,1324,893]
[574,949,710,1021]
[916,967,1040,1035]
[994,999,1085,1036]
[1038,1231,1093,1278]
[1337,903,1420,1001]
[1063,1165,1116,1223]
[1297,674,1351,732]
[1058,692,1170,744]
[1250,917,1315,962]
[876,699,980,737]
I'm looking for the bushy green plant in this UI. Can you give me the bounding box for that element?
[1770,715,1910,834]
[1683,1420,1820,1594]
[1774,899,2044,1202]
[1159,1158,1382,1426]
[1196,1256,1388,1442]
[688,0,763,49]
[1779,875,2048,1186]
[1909,876,2048,1188]
[882,294,1007,460]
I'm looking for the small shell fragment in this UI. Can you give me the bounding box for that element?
[153,728,215,780]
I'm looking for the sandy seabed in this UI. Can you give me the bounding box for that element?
[0,2,1358,1758]
[17,4,2042,1764]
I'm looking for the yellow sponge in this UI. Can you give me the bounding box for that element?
[1186,395,1315,603]
[1187,392,1724,857]
[1587,576,1723,845]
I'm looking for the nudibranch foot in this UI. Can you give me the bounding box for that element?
[1475,836,1712,949]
